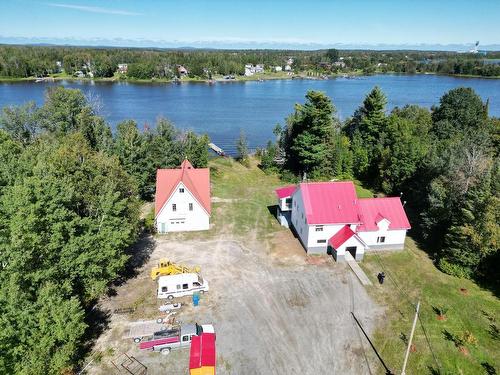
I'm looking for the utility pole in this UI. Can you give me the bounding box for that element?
[351,312,394,375]
[401,301,420,375]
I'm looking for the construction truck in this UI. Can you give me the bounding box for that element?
[151,258,201,280]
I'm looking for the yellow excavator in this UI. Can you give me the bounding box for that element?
[150,259,201,280]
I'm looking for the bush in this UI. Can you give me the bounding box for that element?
[438,259,472,278]
[144,206,156,234]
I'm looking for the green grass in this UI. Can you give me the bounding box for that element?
[163,157,284,242]
[209,157,284,238]
[360,238,499,375]
[354,180,374,198]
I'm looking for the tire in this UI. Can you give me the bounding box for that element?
[199,290,205,295]
[167,295,174,300]
[156,318,163,324]
[133,337,141,343]
[160,347,171,355]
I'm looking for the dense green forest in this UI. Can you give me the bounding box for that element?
[0,87,208,374]
[0,44,499,79]
[261,87,499,283]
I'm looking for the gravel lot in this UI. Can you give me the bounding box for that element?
[89,229,383,375]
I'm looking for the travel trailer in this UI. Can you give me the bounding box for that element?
[157,273,209,299]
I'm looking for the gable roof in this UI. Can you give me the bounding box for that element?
[357,197,410,231]
[328,225,368,250]
[155,159,211,216]
[299,181,360,225]
[329,225,356,249]
[275,185,297,199]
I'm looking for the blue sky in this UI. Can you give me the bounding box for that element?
[1,0,499,49]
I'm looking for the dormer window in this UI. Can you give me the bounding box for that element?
[179,188,185,193]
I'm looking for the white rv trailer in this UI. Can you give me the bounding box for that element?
[157,273,209,299]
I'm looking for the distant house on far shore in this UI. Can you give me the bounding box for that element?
[118,63,128,74]
[245,64,265,76]
[177,65,189,77]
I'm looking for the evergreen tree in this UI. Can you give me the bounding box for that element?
[236,130,250,166]
[283,91,336,178]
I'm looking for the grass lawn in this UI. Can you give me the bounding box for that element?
[360,238,499,375]
[209,157,284,237]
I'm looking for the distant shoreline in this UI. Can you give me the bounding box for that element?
[1,71,499,84]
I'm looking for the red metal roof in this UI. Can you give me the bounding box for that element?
[300,182,360,225]
[189,333,216,369]
[328,225,356,249]
[155,159,211,216]
[275,185,297,199]
[357,197,411,231]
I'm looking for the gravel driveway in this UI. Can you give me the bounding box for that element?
[90,232,383,375]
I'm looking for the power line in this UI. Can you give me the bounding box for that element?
[369,248,442,371]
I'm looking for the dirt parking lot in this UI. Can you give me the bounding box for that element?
[89,230,383,375]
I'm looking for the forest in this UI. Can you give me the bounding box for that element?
[260,86,499,284]
[0,87,208,374]
[0,84,498,374]
[0,44,499,79]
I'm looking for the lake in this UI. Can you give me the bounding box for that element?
[1,75,499,154]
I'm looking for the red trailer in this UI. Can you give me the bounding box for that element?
[189,333,216,375]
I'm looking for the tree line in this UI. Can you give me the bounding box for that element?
[261,87,499,284]
[0,87,209,374]
[0,44,499,79]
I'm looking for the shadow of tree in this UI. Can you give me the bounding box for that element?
[481,362,497,375]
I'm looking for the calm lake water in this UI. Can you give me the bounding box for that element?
[1,75,499,154]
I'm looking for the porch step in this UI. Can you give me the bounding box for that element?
[345,252,373,286]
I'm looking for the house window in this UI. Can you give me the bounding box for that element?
[317,239,326,244]
[315,226,323,232]
[179,188,185,193]
[172,203,177,212]
[189,203,193,211]
[377,236,386,243]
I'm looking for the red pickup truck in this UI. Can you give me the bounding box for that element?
[139,323,215,355]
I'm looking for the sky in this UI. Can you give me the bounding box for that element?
[1,0,499,50]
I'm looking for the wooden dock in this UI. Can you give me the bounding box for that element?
[208,143,225,156]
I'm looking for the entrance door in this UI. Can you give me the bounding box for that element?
[160,222,166,233]
[346,246,357,258]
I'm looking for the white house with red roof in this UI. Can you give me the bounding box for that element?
[275,181,410,261]
[155,159,211,233]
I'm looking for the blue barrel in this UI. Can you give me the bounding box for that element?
[192,293,200,307]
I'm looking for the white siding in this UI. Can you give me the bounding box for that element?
[156,182,209,232]
[307,224,344,249]
[278,196,293,212]
[335,236,366,257]
[357,229,407,248]
[291,189,309,247]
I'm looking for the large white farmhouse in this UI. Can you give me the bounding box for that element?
[275,181,411,262]
[155,159,211,233]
